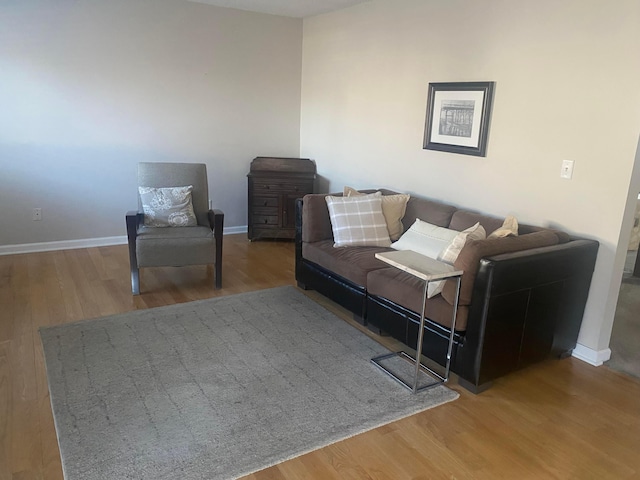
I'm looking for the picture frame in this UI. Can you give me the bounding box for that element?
[423,81,495,157]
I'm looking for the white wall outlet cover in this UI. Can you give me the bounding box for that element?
[561,159,575,179]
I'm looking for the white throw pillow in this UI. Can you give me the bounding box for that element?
[344,186,411,241]
[325,193,391,247]
[391,218,459,259]
[427,222,487,298]
[139,185,198,227]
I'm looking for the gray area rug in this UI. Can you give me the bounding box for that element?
[40,286,458,480]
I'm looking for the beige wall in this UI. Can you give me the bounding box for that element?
[300,0,640,355]
[0,0,302,244]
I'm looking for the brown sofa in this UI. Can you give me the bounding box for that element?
[295,189,599,393]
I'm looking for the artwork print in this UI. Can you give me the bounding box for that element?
[423,82,495,157]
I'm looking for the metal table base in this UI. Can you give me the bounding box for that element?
[371,272,462,394]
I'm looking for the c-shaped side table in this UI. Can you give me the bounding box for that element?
[371,250,463,394]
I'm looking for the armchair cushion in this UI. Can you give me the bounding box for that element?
[138,185,197,227]
[136,225,216,267]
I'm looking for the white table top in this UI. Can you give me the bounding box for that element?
[375,250,463,282]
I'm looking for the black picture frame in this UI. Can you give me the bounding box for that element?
[423,81,495,157]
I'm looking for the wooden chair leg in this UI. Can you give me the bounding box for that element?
[215,262,222,289]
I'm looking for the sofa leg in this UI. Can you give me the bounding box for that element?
[457,377,493,394]
[367,323,389,336]
[297,281,309,290]
[559,349,573,359]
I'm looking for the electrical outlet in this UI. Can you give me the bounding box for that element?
[33,208,42,221]
[560,159,574,179]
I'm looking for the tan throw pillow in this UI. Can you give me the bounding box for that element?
[344,186,410,241]
[427,222,487,298]
[325,193,391,247]
[138,185,198,227]
[488,215,519,239]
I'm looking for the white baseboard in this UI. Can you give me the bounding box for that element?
[223,226,248,235]
[0,236,129,255]
[0,226,248,256]
[572,343,612,366]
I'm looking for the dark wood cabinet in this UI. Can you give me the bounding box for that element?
[247,157,316,240]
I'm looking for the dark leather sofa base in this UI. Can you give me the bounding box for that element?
[294,197,599,394]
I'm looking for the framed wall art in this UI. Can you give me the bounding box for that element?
[423,81,495,157]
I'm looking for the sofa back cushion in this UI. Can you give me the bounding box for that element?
[449,210,504,236]
[403,197,457,230]
[450,209,572,243]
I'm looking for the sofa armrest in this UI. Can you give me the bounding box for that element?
[455,238,599,388]
[300,193,335,243]
[442,231,561,306]
[476,239,599,296]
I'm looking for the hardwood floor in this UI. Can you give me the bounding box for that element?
[1,233,639,479]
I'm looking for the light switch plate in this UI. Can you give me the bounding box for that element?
[561,159,574,179]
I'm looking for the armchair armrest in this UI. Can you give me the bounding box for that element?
[208,209,224,289]
[126,211,143,236]
[208,209,224,233]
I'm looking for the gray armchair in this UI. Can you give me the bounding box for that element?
[125,162,223,295]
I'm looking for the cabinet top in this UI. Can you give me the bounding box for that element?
[249,157,316,174]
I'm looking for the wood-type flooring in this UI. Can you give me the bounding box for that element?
[1,234,638,480]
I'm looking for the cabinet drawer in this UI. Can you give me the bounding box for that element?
[252,196,279,208]
[252,179,312,194]
[253,215,279,226]
[251,226,295,240]
[253,206,278,215]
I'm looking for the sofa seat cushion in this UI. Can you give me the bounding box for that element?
[302,240,392,286]
[367,267,469,331]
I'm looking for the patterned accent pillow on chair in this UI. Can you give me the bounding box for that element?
[138,185,198,227]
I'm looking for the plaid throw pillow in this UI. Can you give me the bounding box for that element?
[325,194,391,247]
[344,186,410,241]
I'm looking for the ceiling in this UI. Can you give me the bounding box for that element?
[187,0,371,18]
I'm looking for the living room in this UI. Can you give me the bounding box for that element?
[1,0,639,478]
